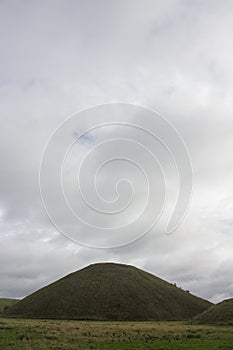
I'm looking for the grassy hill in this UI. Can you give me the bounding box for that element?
[194,298,233,324]
[0,298,18,313]
[3,263,212,321]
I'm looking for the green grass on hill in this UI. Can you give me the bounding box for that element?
[0,318,233,350]
[3,263,212,321]
[0,299,18,313]
[194,298,233,325]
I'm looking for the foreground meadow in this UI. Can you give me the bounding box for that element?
[0,318,232,349]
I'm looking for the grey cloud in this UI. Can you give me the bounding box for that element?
[0,0,233,303]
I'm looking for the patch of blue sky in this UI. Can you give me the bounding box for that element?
[73,129,97,146]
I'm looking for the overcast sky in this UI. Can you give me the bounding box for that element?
[0,0,233,304]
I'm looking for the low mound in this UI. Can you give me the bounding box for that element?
[194,298,233,324]
[0,298,18,312]
[3,263,212,321]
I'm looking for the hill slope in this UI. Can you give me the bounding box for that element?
[194,298,233,324]
[0,298,18,312]
[3,263,212,321]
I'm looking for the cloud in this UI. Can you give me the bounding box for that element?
[0,0,233,303]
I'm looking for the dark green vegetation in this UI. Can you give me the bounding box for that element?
[0,298,18,313]
[0,318,233,350]
[3,263,211,321]
[195,298,233,325]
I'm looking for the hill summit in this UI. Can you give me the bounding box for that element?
[194,298,233,324]
[3,263,212,321]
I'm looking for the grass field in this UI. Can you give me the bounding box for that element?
[0,318,232,349]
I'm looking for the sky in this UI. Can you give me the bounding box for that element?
[0,0,233,304]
